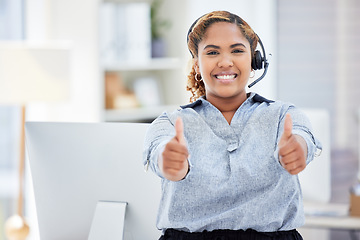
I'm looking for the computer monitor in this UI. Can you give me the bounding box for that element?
[25,122,162,240]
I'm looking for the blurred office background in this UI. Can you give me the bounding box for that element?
[0,0,359,239]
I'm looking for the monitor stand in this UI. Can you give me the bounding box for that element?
[88,201,127,240]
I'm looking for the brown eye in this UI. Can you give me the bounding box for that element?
[206,51,218,55]
[232,49,244,53]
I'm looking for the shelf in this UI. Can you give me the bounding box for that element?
[102,57,181,72]
[104,104,180,122]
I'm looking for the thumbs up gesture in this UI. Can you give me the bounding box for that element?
[278,114,307,175]
[160,117,189,181]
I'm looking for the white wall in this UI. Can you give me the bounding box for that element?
[25,0,101,122]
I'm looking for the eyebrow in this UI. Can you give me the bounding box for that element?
[203,43,247,50]
[230,43,247,48]
[203,44,220,50]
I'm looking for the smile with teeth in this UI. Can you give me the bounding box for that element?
[216,74,237,80]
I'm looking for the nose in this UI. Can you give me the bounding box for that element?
[217,54,233,68]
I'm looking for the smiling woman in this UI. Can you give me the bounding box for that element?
[143,10,322,240]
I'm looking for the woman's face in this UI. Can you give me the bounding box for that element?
[195,22,252,103]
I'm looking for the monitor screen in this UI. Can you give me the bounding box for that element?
[25,122,162,240]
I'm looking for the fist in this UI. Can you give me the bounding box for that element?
[159,117,189,181]
[278,114,307,175]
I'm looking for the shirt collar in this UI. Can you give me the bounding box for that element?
[252,93,274,104]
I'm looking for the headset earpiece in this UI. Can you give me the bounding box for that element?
[252,50,264,70]
[248,35,270,88]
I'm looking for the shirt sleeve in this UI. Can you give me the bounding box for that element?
[143,111,175,178]
[274,105,322,165]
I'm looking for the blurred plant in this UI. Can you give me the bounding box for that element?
[150,0,171,40]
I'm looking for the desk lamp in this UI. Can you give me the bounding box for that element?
[0,42,71,240]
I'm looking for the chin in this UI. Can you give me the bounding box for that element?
[216,92,243,100]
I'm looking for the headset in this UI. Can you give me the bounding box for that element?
[187,17,270,88]
[248,35,269,88]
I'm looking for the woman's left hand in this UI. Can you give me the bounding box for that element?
[278,114,308,175]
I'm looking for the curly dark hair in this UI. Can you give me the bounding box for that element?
[186,11,259,103]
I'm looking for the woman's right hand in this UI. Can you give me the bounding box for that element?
[159,117,189,181]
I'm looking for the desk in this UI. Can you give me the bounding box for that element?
[303,202,360,240]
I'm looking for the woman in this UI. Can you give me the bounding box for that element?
[143,10,322,240]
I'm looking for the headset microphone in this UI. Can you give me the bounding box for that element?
[248,35,270,88]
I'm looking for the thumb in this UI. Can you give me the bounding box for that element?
[282,113,293,140]
[175,117,186,145]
